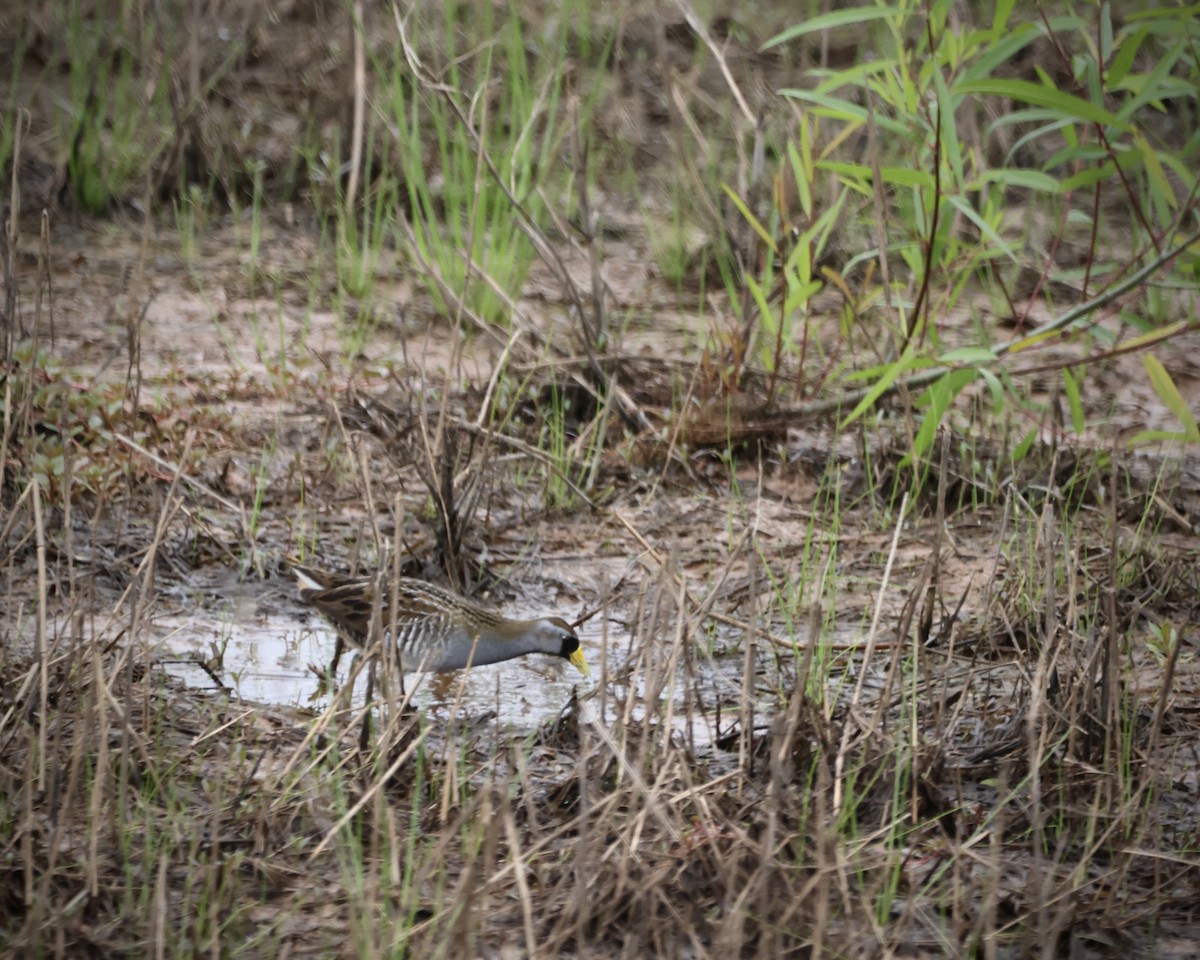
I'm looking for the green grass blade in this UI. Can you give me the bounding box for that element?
[954,78,1129,129]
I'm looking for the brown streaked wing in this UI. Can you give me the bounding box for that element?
[390,580,507,628]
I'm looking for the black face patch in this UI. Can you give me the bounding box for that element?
[558,633,581,661]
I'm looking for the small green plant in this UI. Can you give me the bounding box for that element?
[646,184,707,287]
[1,26,29,170]
[61,1,171,213]
[173,184,208,276]
[2,343,130,500]
[538,385,575,510]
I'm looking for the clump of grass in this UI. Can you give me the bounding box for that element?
[59,1,172,213]
[364,4,567,331]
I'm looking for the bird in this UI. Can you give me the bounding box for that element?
[289,561,590,678]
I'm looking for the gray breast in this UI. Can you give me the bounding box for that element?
[393,615,471,672]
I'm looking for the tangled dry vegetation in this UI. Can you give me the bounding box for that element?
[4,355,1198,957]
[3,1,1200,957]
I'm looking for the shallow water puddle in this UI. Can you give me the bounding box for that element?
[154,612,326,707]
[151,583,861,748]
[154,604,758,747]
[154,605,602,729]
